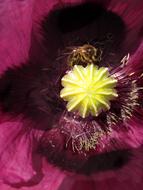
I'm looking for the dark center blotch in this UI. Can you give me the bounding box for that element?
[0,63,64,130]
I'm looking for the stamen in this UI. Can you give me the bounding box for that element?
[120,53,130,68]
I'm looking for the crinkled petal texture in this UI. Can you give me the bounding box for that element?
[0,0,143,190]
[0,0,34,74]
[0,117,35,184]
[59,175,143,190]
[108,0,143,52]
[0,114,65,189]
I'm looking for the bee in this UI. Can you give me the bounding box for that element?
[67,44,102,67]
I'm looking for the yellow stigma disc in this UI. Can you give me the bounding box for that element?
[60,64,118,118]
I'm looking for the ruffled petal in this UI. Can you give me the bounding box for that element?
[0,115,42,186]
[108,0,143,30]
[107,0,143,52]
[36,161,66,190]
[92,177,143,190]
[129,40,143,70]
[0,0,33,74]
[59,178,96,190]
[0,111,66,189]
[33,0,60,23]
[69,180,96,190]
[64,178,143,190]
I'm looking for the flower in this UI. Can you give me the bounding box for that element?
[0,0,143,190]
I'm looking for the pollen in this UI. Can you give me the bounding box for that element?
[60,64,118,118]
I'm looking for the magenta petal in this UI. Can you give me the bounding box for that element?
[0,183,15,190]
[0,0,33,74]
[93,177,143,190]
[0,164,65,190]
[0,177,143,190]
[59,177,96,190]
[33,0,60,22]
[68,180,96,190]
[35,162,66,190]
[108,0,143,52]
[0,116,38,185]
[0,114,65,189]
[129,40,143,70]
[108,0,143,29]
[60,0,109,5]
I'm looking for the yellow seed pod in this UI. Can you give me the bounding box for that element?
[60,64,118,118]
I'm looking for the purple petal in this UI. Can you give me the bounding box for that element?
[0,0,33,74]
[0,115,66,189]
[108,0,143,52]
[60,178,143,190]
[108,0,143,29]
[59,179,96,190]
[38,162,66,190]
[69,180,96,190]
[0,115,41,185]
[0,163,65,190]
[128,40,143,71]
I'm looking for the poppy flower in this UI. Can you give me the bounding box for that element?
[0,0,143,190]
